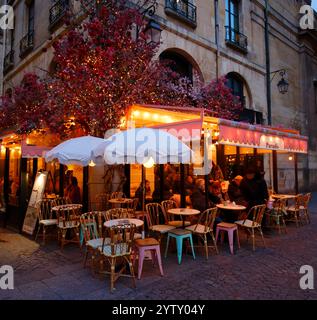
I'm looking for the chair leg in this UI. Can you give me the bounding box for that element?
[204,234,208,260]
[215,227,220,244]
[211,232,219,255]
[236,228,240,249]
[110,257,116,292]
[128,258,136,288]
[228,230,234,255]
[42,226,46,245]
[155,246,164,277]
[138,247,145,280]
[164,234,170,258]
[251,229,255,252]
[83,246,89,268]
[176,237,183,265]
[189,235,196,260]
[35,224,41,241]
[259,227,266,248]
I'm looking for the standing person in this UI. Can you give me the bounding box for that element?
[239,167,259,210]
[135,180,151,209]
[209,161,224,182]
[65,177,81,204]
[255,171,269,205]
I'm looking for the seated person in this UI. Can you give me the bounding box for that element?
[190,179,209,214]
[208,181,223,206]
[184,175,195,196]
[228,175,248,207]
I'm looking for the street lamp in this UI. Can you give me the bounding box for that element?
[271,69,289,95]
[144,20,162,44]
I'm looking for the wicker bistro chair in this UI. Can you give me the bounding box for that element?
[146,203,176,242]
[126,198,139,217]
[185,207,219,259]
[99,223,137,292]
[94,193,111,211]
[35,199,57,244]
[51,196,71,208]
[80,212,111,274]
[266,198,287,234]
[161,200,191,228]
[286,193,312,226]
[56,204,82,250]
[110,192,126,199]
[235,204,267,252]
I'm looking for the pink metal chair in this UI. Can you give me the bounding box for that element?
[134,238,164,280]
[216,222,240,255]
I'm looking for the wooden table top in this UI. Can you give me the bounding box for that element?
[168,208,200,216]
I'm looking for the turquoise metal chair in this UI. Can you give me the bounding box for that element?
[164,229,196,264]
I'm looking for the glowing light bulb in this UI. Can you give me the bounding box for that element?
[143,157,155,169]
[89,160,96,167]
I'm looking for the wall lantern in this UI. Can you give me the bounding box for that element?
[144,20,162,45]
[271,69,289,95]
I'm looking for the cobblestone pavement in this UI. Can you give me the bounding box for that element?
[1,194,317,300]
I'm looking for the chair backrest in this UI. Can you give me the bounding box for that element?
[105,208,129,220]
[273,198,287,214]
[102,223,136,257]
[36,199,54,221]
[247,205,267,226]
[196,207,218,233]
[127,198,139,216]
[299,193,311,208]
[161,200,178,222]
[52,196,71,208]
[95,193,111,211]
[80,212,100,243]
[110,192,126,199]
[146,203,166,227]
[56,205,82,228]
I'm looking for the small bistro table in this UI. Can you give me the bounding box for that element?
[52,204,83,215]
[271,194,296,200]
[168,208,200,228]
[104,218,144,229]
[216,203,247,223]
[108,198,133,208]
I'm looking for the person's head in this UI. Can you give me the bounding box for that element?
[210,181,221,194]
[186,176,194,184]
[245,167,256,180]
[195,179,205,192]
[233,175,244,186]
[71,177,78,186]
[145,180,150,188]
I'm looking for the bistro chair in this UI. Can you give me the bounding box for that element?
[146,203,176,242]
[216,222,240,255]
[35,199,57,245]
[99,223,136,292]
[56,205,82,250]
[286,193,312,226]
[161,200,191,228]
[94,193,111,211]
[266,198,287,234]
[185,207,219,259]
[51,196,71,207]
[110,192,126,199]
[80,212,110,274]
[127,198,139,217]
[235,204,267,252]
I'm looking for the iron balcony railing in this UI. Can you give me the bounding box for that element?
[165,0,197,28]
[20,31,34,57]
[3,50,14,73]
[225,26,248,52]
[49,0,69,30]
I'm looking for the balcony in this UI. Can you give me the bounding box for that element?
[49,0,69,31]
[3,50,14,74]
[165,0,197,28]
[225,26,248,53]
[20,31,34,58]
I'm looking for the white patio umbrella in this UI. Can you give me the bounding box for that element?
[45,136,106,167]
[92,128,194,236]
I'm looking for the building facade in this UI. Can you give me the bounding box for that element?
[1,0,317,193]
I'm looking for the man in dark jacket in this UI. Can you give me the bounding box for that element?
[228,175,247,206]
[190,179,209,214]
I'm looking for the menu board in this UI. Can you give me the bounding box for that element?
[22,171,48,235]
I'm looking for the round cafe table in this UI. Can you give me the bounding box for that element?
[104,218,144,229]
[168,208,200,228]
[108,198,133,208]
[52,204,83,213]
[216,203,247,223]
[271,194,296,200]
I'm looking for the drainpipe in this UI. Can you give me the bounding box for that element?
[214,0,220,79]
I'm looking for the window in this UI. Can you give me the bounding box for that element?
[226,72,244,103]
[28,0,35,34]
[225,0,240,33]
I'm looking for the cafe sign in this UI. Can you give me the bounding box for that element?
[260,135,285,150]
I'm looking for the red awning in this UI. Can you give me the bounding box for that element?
[218,119,308,153]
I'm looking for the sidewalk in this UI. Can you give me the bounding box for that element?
[0,193,317,300]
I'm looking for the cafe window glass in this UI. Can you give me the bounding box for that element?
[8,146,21,206]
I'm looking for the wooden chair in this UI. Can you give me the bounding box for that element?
[56,205,82,250]
[235,204,267,251]
[127,198,139,217]
[80,212,110,274]
[146,203,176,242]
[105,208,129,220]
[266,198,287,234]
[301,193,312,224]
[161,200,191,228]
[186,207,219,259]
[99,223,136,292]
[51,196,71,207]
[35,199,57,244]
